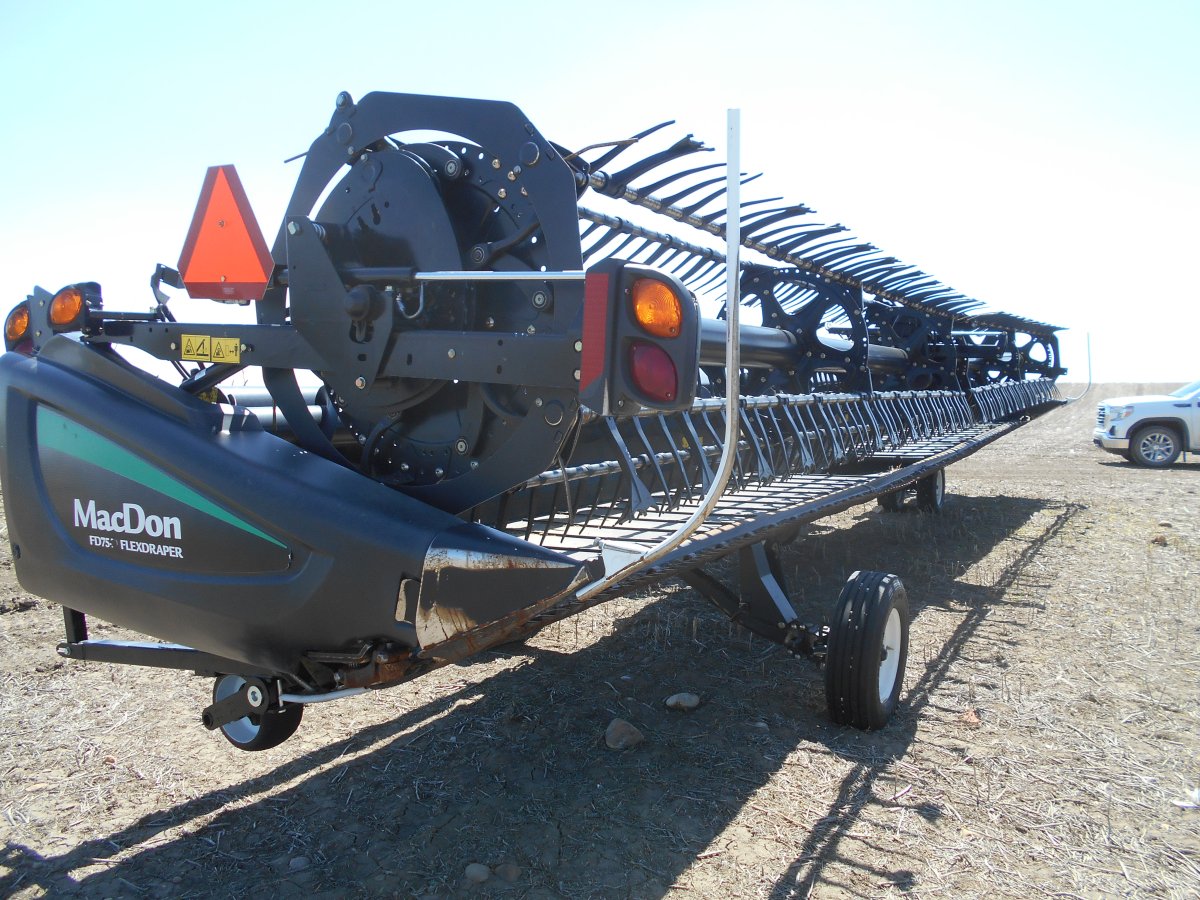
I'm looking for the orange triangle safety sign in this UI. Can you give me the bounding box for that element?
[178,165,273,302]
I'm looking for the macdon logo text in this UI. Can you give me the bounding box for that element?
[73,499,182,540]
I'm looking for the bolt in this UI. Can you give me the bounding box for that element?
[246,685,264,707]
[240,343,247,352]
[336,91,352,109]
[573,369,581,381]
[498,188,508,199]
[169,342,177,350]
[507,170,517,182]
[531,290,548,308]
[574,340,583,352]
[526,325,536,334]
[484,316,495,328]
[470,460,479,470]
[434,467,445,477]
[354,376,366,389]
[400,463,410,472]
[447,348,456,359]
[287,221,300,236]
[444,158,461,178]
[454,438,468,454]
[492,159,501,170]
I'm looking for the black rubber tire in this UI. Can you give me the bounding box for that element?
[1129,425,1181,468]
[825,571,910,730]
[916,468,945,513]
[877,489,903,512]
[212,675,303,751]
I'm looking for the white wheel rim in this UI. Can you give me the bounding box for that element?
[878,608,902,702]
[934,469,945,504]
[214,676,260,745]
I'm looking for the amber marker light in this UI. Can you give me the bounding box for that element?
[49,286,86,329]
[631,278,683,338]
[4,303,30,345]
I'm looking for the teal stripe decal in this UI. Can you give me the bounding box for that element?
[37,406,287,549]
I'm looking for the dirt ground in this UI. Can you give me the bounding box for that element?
[1,384,1197,898]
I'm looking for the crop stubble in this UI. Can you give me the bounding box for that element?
[0,384,1196,898]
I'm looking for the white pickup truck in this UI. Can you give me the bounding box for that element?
[1093,379,1200,467]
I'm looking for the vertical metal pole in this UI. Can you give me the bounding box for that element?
[571,109,744,603]
[723,109,741,468]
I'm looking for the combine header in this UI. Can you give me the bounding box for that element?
[0,93,1064,750]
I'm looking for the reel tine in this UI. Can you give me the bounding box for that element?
[700,196,784,226]
[636,161,726,197]
[741,206,813,238]
[601,136,711,197]
[605,417,653,516]
[657,414,694,504]
[739,408,774,483]
[631,416,672,509]
[679,173,762,218]
[680,410,715,491]
[659,173,729,208]
[585,119,676,170]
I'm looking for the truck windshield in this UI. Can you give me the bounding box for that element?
[1169,379,1200,398]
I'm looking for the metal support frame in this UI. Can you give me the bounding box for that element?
[679,539,826,657]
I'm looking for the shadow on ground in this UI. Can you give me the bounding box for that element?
[2,493,1081,898]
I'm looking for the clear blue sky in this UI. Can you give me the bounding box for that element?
[2,0,1196,383]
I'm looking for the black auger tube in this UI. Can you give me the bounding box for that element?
[698,319,909,373]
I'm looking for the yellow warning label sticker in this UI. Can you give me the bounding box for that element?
[211,338,241,364]
[180,335,240,364]
[181,334,210,361]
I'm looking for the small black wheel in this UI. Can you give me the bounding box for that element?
[212,675,303,751]
[825,571,909,730]
[877,489,903,513]
[1129,425,1181,467]
[916,468,945,513]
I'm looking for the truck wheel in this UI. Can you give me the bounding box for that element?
[916,468,945,512]
[212,675,303,751]
[1129,425,1181,467]
[825,571,909,730]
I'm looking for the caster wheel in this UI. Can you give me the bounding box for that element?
[825,571,909,730]
[916,468,945,513]
[877,489,903,512]
[212,675,302,751]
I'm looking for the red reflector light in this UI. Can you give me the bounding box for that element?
[629,341,678,404]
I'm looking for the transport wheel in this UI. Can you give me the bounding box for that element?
[1129,425,1181,468]
[211,675,303,751]
[916,468,945,512]
[825,571,909,730]
[877,489,903,512]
